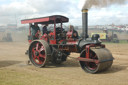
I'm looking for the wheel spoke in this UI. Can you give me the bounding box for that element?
[34,43,45,64]
[39,46,44,52]
[87,51,98,70]
[37,56,43,64]
[32,48,35,52]
[36,43,39,51]
[32,48,37,59]
[80,50,98,72]
[36,57,40,63]
[39,54,45,58]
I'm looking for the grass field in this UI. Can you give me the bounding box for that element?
[0,42,128,85]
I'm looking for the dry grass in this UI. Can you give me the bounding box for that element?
[0,42,128,85]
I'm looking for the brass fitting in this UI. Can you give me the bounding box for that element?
[82,9,88,13]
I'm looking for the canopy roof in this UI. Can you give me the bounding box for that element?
[21,15,69,24]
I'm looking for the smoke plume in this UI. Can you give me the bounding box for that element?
[83,0,127,9]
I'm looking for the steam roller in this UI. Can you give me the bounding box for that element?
[21,8,114,74]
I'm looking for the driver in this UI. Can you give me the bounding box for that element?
[42,24,48,34]
[69,25,79,39]
[31,23,40,40]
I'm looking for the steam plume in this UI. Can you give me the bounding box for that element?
[83,0,127,9]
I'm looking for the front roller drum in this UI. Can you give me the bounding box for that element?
[79,48,114,73]
[28,40,51,67]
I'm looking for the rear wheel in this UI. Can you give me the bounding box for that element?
[29,40,51,67]
[79,48,113,73]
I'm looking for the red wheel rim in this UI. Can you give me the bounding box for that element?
[31,42,46,65]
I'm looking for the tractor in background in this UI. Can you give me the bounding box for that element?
[103,29,119,43]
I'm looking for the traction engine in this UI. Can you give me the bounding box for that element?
[21,9,114,73]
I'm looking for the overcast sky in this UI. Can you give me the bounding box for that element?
[0,0,128,26]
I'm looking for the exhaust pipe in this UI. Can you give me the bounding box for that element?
[82,9,88,40]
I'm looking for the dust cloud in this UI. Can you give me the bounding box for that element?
[83,0,127,9]
[0,28,28,42]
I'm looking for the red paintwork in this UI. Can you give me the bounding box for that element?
[77,57,99,64]
[21,18,49,24]
[53,18,56,43]
[57,44,77,52]
[32,42,46,64]
[49,32,54,38]
[28,24,32,43]
[48,32,56,44]
[66,40,77,44]
[28,40,32,43]
[29,24,31,36]
[50,40,56,44]
[58,40,65,44]
[40,34,48,41]
[86,44,105,59]
[21,15,69,24]
[86,45,90,59]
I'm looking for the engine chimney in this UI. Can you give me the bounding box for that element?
[82,9,88,40]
